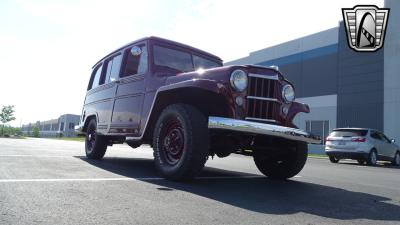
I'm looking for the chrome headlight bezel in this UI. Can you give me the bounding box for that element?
[282,84,295,103]
[230,69,248,92]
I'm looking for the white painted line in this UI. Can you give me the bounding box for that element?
[0,155,75,158]
[0,177,163,183]
[0,175,275,183]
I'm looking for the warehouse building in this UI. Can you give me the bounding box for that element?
[21,114,80,137]
[227,0,400,144]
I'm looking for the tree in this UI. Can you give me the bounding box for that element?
[0,105,16,136]
[32,125,40,138]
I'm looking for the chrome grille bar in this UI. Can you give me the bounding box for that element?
[247,96,280,103]
[248,73,279,80]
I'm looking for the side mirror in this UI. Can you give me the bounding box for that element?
[391,139,395,143]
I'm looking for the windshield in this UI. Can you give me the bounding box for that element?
[330,129,368,137]
[153,45,220,73]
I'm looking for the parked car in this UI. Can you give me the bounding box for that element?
[76,36,320,180]
[325,128,400,166]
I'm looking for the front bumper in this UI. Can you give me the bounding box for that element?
[208,116,321,144]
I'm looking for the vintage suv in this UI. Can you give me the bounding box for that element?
[76,37,320,180]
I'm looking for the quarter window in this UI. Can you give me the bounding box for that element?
[90,64,103,89]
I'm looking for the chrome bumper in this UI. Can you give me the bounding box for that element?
[208,116,321,144]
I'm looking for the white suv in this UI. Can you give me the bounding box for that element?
[325,128,400,166]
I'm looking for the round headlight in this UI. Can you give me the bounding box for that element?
[230,69,248,92]
[282,84,295,103]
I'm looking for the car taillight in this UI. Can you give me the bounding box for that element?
[352,137,366,142]
[326,137,333,142]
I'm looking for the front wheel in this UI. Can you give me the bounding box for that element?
[253,141,308,180]
[85,119,107,159]
[392,152,400,166]
[153,104,209,181]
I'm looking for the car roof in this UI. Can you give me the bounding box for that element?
[93,36,223,68]
[333,128,370,131]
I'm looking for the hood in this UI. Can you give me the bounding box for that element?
[165,65,282,85]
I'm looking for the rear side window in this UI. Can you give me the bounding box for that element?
[330,129,368,137]
[89,64,103,90]
[104,54,122,83]
[121,45,148,77]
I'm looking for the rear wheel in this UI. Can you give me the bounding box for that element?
[85,119,107,159]
[392,151,400,166]
[153,104,209,181]
[253,141,308,180]
[367,149,377,166]
[357,160,366,165]
[329,156,339,163]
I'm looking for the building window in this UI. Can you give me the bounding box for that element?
[60,122,64,131]
[306,120,329,144]
[69,123,75,130]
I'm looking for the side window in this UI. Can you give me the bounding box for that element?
[121,45,148,77]
[104,54,122,83]
[379,133,391,143]
[90,64,103,89]
[370,131,382,140]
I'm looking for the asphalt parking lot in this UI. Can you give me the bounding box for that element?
[0,138,399,225]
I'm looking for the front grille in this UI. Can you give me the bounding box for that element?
[246,74,281,123]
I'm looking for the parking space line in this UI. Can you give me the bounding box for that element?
[0,155,76,158]
[0,175,302,183]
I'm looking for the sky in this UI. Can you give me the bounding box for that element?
[0,0,384,126]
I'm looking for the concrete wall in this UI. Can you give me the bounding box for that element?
[294,95,337,133]
[336,22,384,131]
[384,0,400,141]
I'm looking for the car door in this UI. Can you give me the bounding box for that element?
[109,43,148,135]
[379,132,397,158]
[84,62,116,134]
[370,131,386,157]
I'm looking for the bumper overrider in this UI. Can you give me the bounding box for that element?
[208,116,321,144]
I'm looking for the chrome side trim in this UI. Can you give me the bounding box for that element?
[245,117,278,123]
[208,116,321,144]
[248,73,279,80]
[247,96,280,103]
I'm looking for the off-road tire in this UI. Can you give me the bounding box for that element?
[253,141,308,180]
[85,119,107,159]
[153,104,209,181]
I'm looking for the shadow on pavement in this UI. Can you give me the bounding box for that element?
[77,156,400,221]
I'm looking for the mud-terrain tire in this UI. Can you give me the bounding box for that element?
[85,119,107,159]
[253,141,308,180]
[153,104,209,181]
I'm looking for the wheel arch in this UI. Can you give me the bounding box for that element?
[142,87,232,143]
